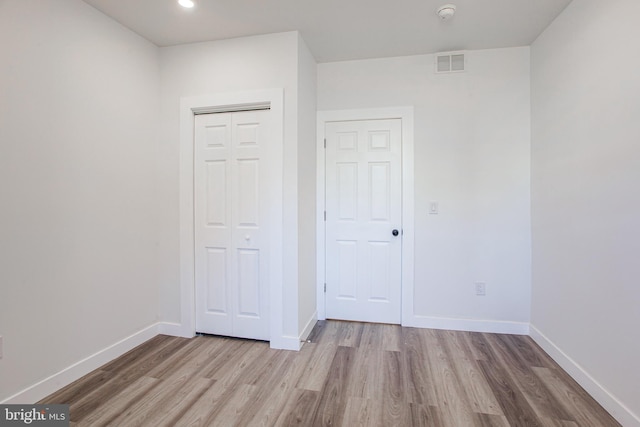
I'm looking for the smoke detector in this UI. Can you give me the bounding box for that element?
[436,4,456,20]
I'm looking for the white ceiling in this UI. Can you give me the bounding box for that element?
[83,0,572,63]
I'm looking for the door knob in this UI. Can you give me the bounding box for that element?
[392,229,399,236]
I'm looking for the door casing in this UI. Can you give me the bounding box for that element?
[316,107,415,324]
[179,89,290,349]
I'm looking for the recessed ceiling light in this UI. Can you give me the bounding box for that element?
[436,4,456,20]
[178,0,195,8]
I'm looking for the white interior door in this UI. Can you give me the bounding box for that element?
[325,119,402,324]
[194,110,269,341]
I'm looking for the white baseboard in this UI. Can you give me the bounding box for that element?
[269,335,303,351]
[530,325,640,427]
[404,315,530,335]
[160,318,314,351]
[158,322,192,338]
[1,322,172,404]
[8,316,635,427]
[299,311,318,343]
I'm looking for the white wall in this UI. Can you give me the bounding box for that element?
[159,31,317,343]
[296,35,318,336]
[0,0,160,402]
[530,0,640,424]
[318,48,531,331]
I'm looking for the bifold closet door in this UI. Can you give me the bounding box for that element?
[194,110,269,341]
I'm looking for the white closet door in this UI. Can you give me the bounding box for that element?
[325,119,403,324]
[194,110,269,341]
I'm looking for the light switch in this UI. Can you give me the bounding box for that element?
[429,201,439,215]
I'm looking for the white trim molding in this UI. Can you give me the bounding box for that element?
[316,107,415,324]
[157,322,185,337]
[407,316,530,335]
[270,336,303,351]
[179,89,286,348]
[299,311,318,343]
[530,325,640,427]
[1,323,167,404]
[272,311,318,351]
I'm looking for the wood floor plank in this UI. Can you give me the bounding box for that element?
[146,335,216,380]
[342,397,382,427]
[483,333,576,423]
[210,383,258,427]
[382,350,405,402]
[295,341,338,392]
[532,367,621,427]
[305,320,329,343]
[311,345,356,426]
[465,331,494,362]
[246,349,292,389]
[75,376,160,426]
[37,369,113,405]
[440,330,503,416]
[106,374,211,426]
[336,321,364,347]
[107,336,189,382]
[306,319,340,345]
[359,322,383,351]
[201,339,256,379]
[216,343,277,390]
[486,333,530,372]
[473,412,511,427]
[381,323,402,352]
[38,322,621,427]
[541,417,580,427]
[172,354,268,427]
[342,397,417,427]
[401,327,439,406]
[98,334,175,372]
[233,351,299,426]
[424,329,477,427]
[164,336,227,379]
[408,403,444,427]
[171,377,234,426]
[379,397,412,426]
[115,338,188,383]
[478,359,542,426]
[505,335,555,369]
[171,341,278,426]
[316,320,341,344]
[245,344,317,426]
[145,377,214,427]
[514,364,575,423]
[512,334,560,370]
[61,337,188,422]
[345,346,384,400]
[273,389,320,427]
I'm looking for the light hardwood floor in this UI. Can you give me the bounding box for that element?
[40,320,621,426]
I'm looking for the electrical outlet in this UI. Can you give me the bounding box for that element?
[475,282,486,296]
[0,335,3,359]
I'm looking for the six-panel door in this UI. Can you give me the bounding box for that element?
[325,119,402,324]
[194,111,269,340]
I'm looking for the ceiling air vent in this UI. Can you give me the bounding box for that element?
[435,51,465,73]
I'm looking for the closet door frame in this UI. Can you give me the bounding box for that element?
[178,89,288,349]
